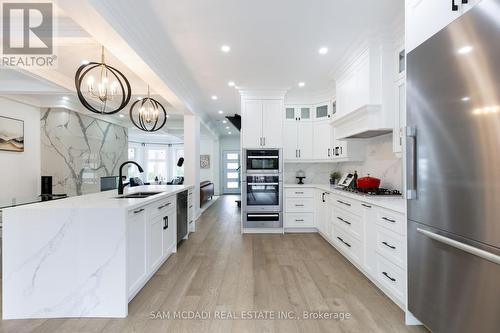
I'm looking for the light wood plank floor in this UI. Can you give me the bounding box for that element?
[0,195,428,333]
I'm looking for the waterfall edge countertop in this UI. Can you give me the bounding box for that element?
[2,185,193,320]
[284,184,405,213]
[3,185,192,211]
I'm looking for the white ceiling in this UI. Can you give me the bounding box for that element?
[79,0,403,134]
[2,0,403,137]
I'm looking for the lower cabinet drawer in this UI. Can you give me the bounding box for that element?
[376,207,404,235]
[332,208,363,240]
[285,188,314,198]
[376,254,405,303]
[285,213,314,228]
[332,226,363,265]
[148,197,176,219]
[375,226,406,269]
[285,198,314,212]
[332,195,362,217]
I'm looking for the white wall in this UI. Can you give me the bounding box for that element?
[219,135,241,194]
[200,134,220,195]
[0,97,41,201]
[285,134,402,190]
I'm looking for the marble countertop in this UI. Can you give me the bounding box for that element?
[3,185,193,211]
[284,183,405,213]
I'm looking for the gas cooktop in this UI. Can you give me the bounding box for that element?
[341,187,402,196]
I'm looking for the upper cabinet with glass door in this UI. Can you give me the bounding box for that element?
[285,106,312,122]
[314,102,331,120]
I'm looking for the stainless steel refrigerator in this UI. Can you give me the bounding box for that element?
[407,1,500,332]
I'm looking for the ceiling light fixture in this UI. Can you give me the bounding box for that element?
[228,81,235,87]
[457,45,473,54]
[228,132,232,135]
[75,46,131,115]
[129,85,168,132]
[211,95,218,100]
[222,120,227,124]
[218,110,224,114]
[81,59,90,65]
[298,82,305,87]
[221,45,231,53]
[119,114,124,118]
[62,96,69,101]
[462,96,471,102]
[225,126,229,129]
[318,47,328,55]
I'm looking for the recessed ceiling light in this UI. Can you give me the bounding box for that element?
[222,120,227,124]
[119,114,124,118]
[218,110,224,114]
[461,96,470,102]
[137,97,143,101]
[228,81,235,87]
[318,47,328,55]
[221,45,231,53]
[81,59,90,65]
[298,82,305,87]
[225,126,229,129]
[228,132,232,135]
[211,95,218,100]
[62,96,69,101]
[457,45,473,54]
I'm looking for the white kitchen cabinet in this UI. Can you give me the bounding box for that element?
[188,189,194,232]
[148,214,164,272]
[285,187,315,230]
[406,0,482,53]
[127,207,148,296]
[393,77,406,155]
[285,106,312,121]
[314,102,332,120]
[262,100,284,148]
[241,100,264,148]
[315,190,330,237]
[284,117,313,161]
[162,210,176,255]
[361,202,377,276]
[312,120,334,160]
[285,213,314,228]
[284,121,298,160]
[462,0,482,13]
[241,98,284,148]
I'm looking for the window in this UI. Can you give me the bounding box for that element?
[146,148,167,181]
[128,148,136,160]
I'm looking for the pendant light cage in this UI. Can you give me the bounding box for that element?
[74,46,131,115]
[129,87,168,132]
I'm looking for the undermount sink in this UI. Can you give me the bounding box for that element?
[115,192,162,199]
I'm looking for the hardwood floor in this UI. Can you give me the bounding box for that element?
[0,195,427,333]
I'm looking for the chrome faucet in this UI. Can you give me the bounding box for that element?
[118,161,144,195]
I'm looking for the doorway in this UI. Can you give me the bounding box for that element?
[222,150,240,194]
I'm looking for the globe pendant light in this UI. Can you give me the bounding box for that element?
[74,46,131,114]
[129,86,167,132]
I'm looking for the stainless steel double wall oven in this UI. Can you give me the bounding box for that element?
[242,149,283,228]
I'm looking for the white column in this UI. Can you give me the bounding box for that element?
[184,114,201,219]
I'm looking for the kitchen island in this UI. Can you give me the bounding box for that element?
[2,185,193,319]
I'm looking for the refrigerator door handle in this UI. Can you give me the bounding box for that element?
[417,228,500,265]
[406,126,417,199]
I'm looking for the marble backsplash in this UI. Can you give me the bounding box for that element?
[285,134,402,190]
[41,108,128,196]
